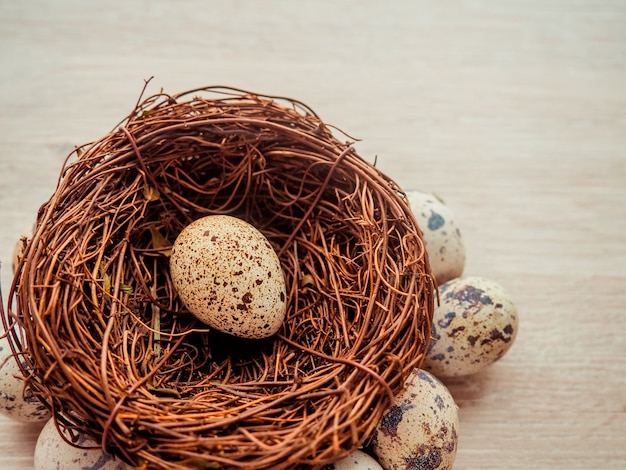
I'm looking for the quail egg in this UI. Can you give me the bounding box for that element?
[371,368,459,470]
[34,418,130,470]
[406,191,465,285]
[329,449,383,470]
[170,215,287,339]
[423,276,519,377]
[0,337,50,423]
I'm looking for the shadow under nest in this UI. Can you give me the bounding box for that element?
[4,86,434,469]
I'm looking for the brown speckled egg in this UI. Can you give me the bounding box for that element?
[423,276,519,378]
[406,191,466,285]
[170,215,287,339]
[35,418,130,470]
[371,369,459,470]
[0,337,50,423]
[330,449,384,470]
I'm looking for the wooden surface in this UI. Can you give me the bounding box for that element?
[1,1,625,468]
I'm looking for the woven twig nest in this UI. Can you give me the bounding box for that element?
[5,86,434,469]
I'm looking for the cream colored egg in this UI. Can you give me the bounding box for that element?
[371,368,459,470]
[170,215,287,339]
[35,418,130,470]
[423,276,519,378]
[0,337,50,423]
[406,191,466,285]
[330,449,383,470]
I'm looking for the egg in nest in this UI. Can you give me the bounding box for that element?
[169,215,287,339]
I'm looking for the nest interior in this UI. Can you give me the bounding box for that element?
[4,86,434,469]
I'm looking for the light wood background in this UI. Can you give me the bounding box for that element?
[1,1,625,468]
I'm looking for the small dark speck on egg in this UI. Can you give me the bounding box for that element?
[437,311,456,328]
[444,428,458,452]
[448,285,493,306]
[434,394,445,410]
[405,447,443,470]
[447,326,465,338]
[484,328,511,344]
[379,401,415,437]
[418,369,434,382]
[427,210,445,231]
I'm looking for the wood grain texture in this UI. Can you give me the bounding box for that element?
[1,1,625,468]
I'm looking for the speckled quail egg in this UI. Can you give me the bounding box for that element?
[329,449,384,470]
[34,418,130,470]
[406,191,466,285]
[0,337,50,423]
[371,368,459,470]
[170,215,287,339]
[423,276,519,378]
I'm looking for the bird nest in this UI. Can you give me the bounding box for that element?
[3,86,434,469]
